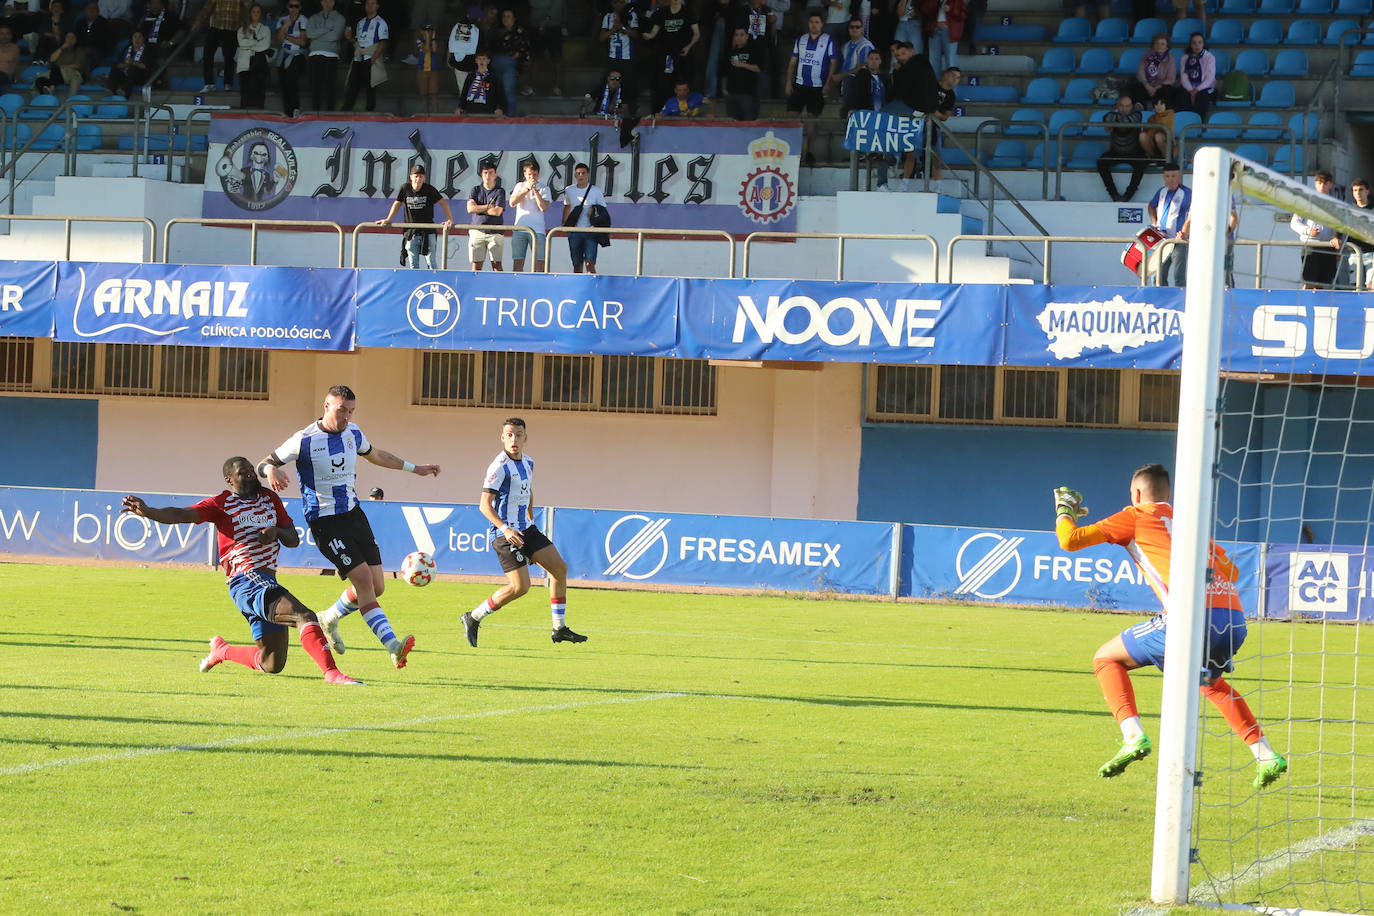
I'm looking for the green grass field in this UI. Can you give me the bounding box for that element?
[1,563,1370,914]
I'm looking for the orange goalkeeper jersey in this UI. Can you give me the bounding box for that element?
[1056,501,1242,613]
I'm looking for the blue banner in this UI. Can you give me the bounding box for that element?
[554,507,895,594]
[1263,544,1374,621]
[0,485,212,564]
[201,116,802,235]
[0,261,56,339]
[1002,285,1185,369]
[1228,289,1374,376]
[676,279,1003,363]
[843,110,924,154]
[52,262,356,350]
[356,270,679,355]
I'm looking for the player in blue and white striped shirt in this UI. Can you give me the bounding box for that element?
[259,384,440,667]
[1147,162,1192,287]
[461,417,586,648]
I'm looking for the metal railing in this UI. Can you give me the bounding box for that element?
[0,213,156,261]
[946,233,1167,285]
[544,226,736,276]
[1177,122,1298,176]
[351,222,538,269]
[741,232,940,280]
[163,217,346,266]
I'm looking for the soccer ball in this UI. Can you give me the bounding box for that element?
[400,551,435,586]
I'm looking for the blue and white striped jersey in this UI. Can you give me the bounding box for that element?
[481,451,534,531]
[272,420,372,523]
[791,32,836,88]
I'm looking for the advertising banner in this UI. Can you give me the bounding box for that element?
[553,507,896,594]
[1228,289,1374,377]
[1002,284,1185,369]
[201,116,801,235]
[52,262,356,350]
[355,270,679,355]
[0,260,57,339]
[843,110,924,155]
[0,486,212,564]
[1262,544,1374,622]
[675,279,1003,363]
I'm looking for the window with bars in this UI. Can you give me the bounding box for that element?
[0,339,268,399]
[867,365,1180,428]
[416,351,716,414]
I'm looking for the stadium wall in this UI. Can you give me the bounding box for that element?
[0,396,98,488]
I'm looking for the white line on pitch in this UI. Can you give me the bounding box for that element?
[0,691,685,779]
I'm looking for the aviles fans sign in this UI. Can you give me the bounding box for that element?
[201,115,801,236]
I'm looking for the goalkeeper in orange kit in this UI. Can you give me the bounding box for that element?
[1054,463,1287,789]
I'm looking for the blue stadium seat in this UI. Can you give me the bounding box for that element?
[66,93,94,118]
[989,139,1029,168]
[29,122,63,150]
[1220,0,1256,10]
[1076,47,1115,72]
[1068,140,1108,169]
[1092,17,1130,43]
[1019,77,1061,104]
[1245,111,1285,138]
[1170,18,1205,45]
[1005,108,1046,135]
[1049,108,1085,138]
[1257,0,1294,11]
[1083,108,1111,135]
[1256,80,1296,107]
[979,23,1049,41]
[1350,48,1374,74]
[1203,110,1244,137]
[1324,19,1362,46]
[1039,47,1075,74]
[19,62,46,83]
[1209,19,1243,45]
[1131,17,1167,43]
[1245,20,1283,45]
[1234,48,1271,75]
[1054,17,1092,42]
[1212,47,1233,75]
[1271,144,1303,174]
[1283,20,1321,46]
[19,95,58,120]
[961,84,1020,102]
[1062,77,1098,104]
[1288,111,1319,139]
[0,92,22,118]
[1335,0,1372,13]
[89,64,110,79]
[7,123,30,147]
[74,123,101,150]
[1232,142,1270,165]
[1296,0,1332,11]
[1027,141,1060,169]
[1116,48,1144,74]
[94,95,129,118]
[1271,49,1310,75]
[940,147,982,167]
[1172,109,1202,141]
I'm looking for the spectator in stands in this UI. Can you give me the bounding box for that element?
[827,18,873,98]
[75,2,113,63]
[307,0,345,111]
[563,162,608,274]
[962,0,984,56]
[0,26,18,91]
[601,0,640,100]
[276,0,309,116]
[456,49,503,115]
[376,163,454,269]
[893,0,921,51]
[702,0,731,100]
[1178,32,1215,120]
[527,0,563,96]
[921,0,964,78]
[33,0,70,65]
[195,0,240,93]
[1147,161,1191,286]
[929,65,959,179]
[48,29,88,91]
[136,0,181,73]
[661,75,704,116]
[510,160,551,272]
[842,46,889,115]
[97,0,130,38]
[490,8,529,115]
[341,0,387,112]
[822,0,851,46]
[1171,0,1206,29]
[411,24,442,114]
[368,486,384,500]
[644,0,700,112]
[1139,95,1174,162]
[1097,94,1147,202]
[410,0,444,61]
[721,24,762,120]
[734,0,776,99]
[107,27,150,94]
[1131,33,1176,107]
[467,160,507,272]
[235,3,270,108]
[445,12,478,93]
[1348,178,1374,291]
[880,41,938,180]
[581,68,631,118]
[787,12,838,166]
[1290,171,1342,289]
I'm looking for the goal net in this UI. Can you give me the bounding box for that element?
[1155,147,1374,913]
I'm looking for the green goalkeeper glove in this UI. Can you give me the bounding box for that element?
[1054,486,1088,520]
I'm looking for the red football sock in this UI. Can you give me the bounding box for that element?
[298,622,338,675]
[224,644,263,670]
[1202,677,1262,744]
[1093,656,1139,722]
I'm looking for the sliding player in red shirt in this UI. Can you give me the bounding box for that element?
[1055,463,1286,788]
[121,456,361,685]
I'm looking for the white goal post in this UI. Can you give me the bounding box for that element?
[1153,147,1374,907]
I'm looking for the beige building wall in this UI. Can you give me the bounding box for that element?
[94,349,864,521]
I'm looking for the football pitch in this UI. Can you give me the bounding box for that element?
[0,563,1351,914]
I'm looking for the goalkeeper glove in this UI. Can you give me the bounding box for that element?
[1054,486,1089,520]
